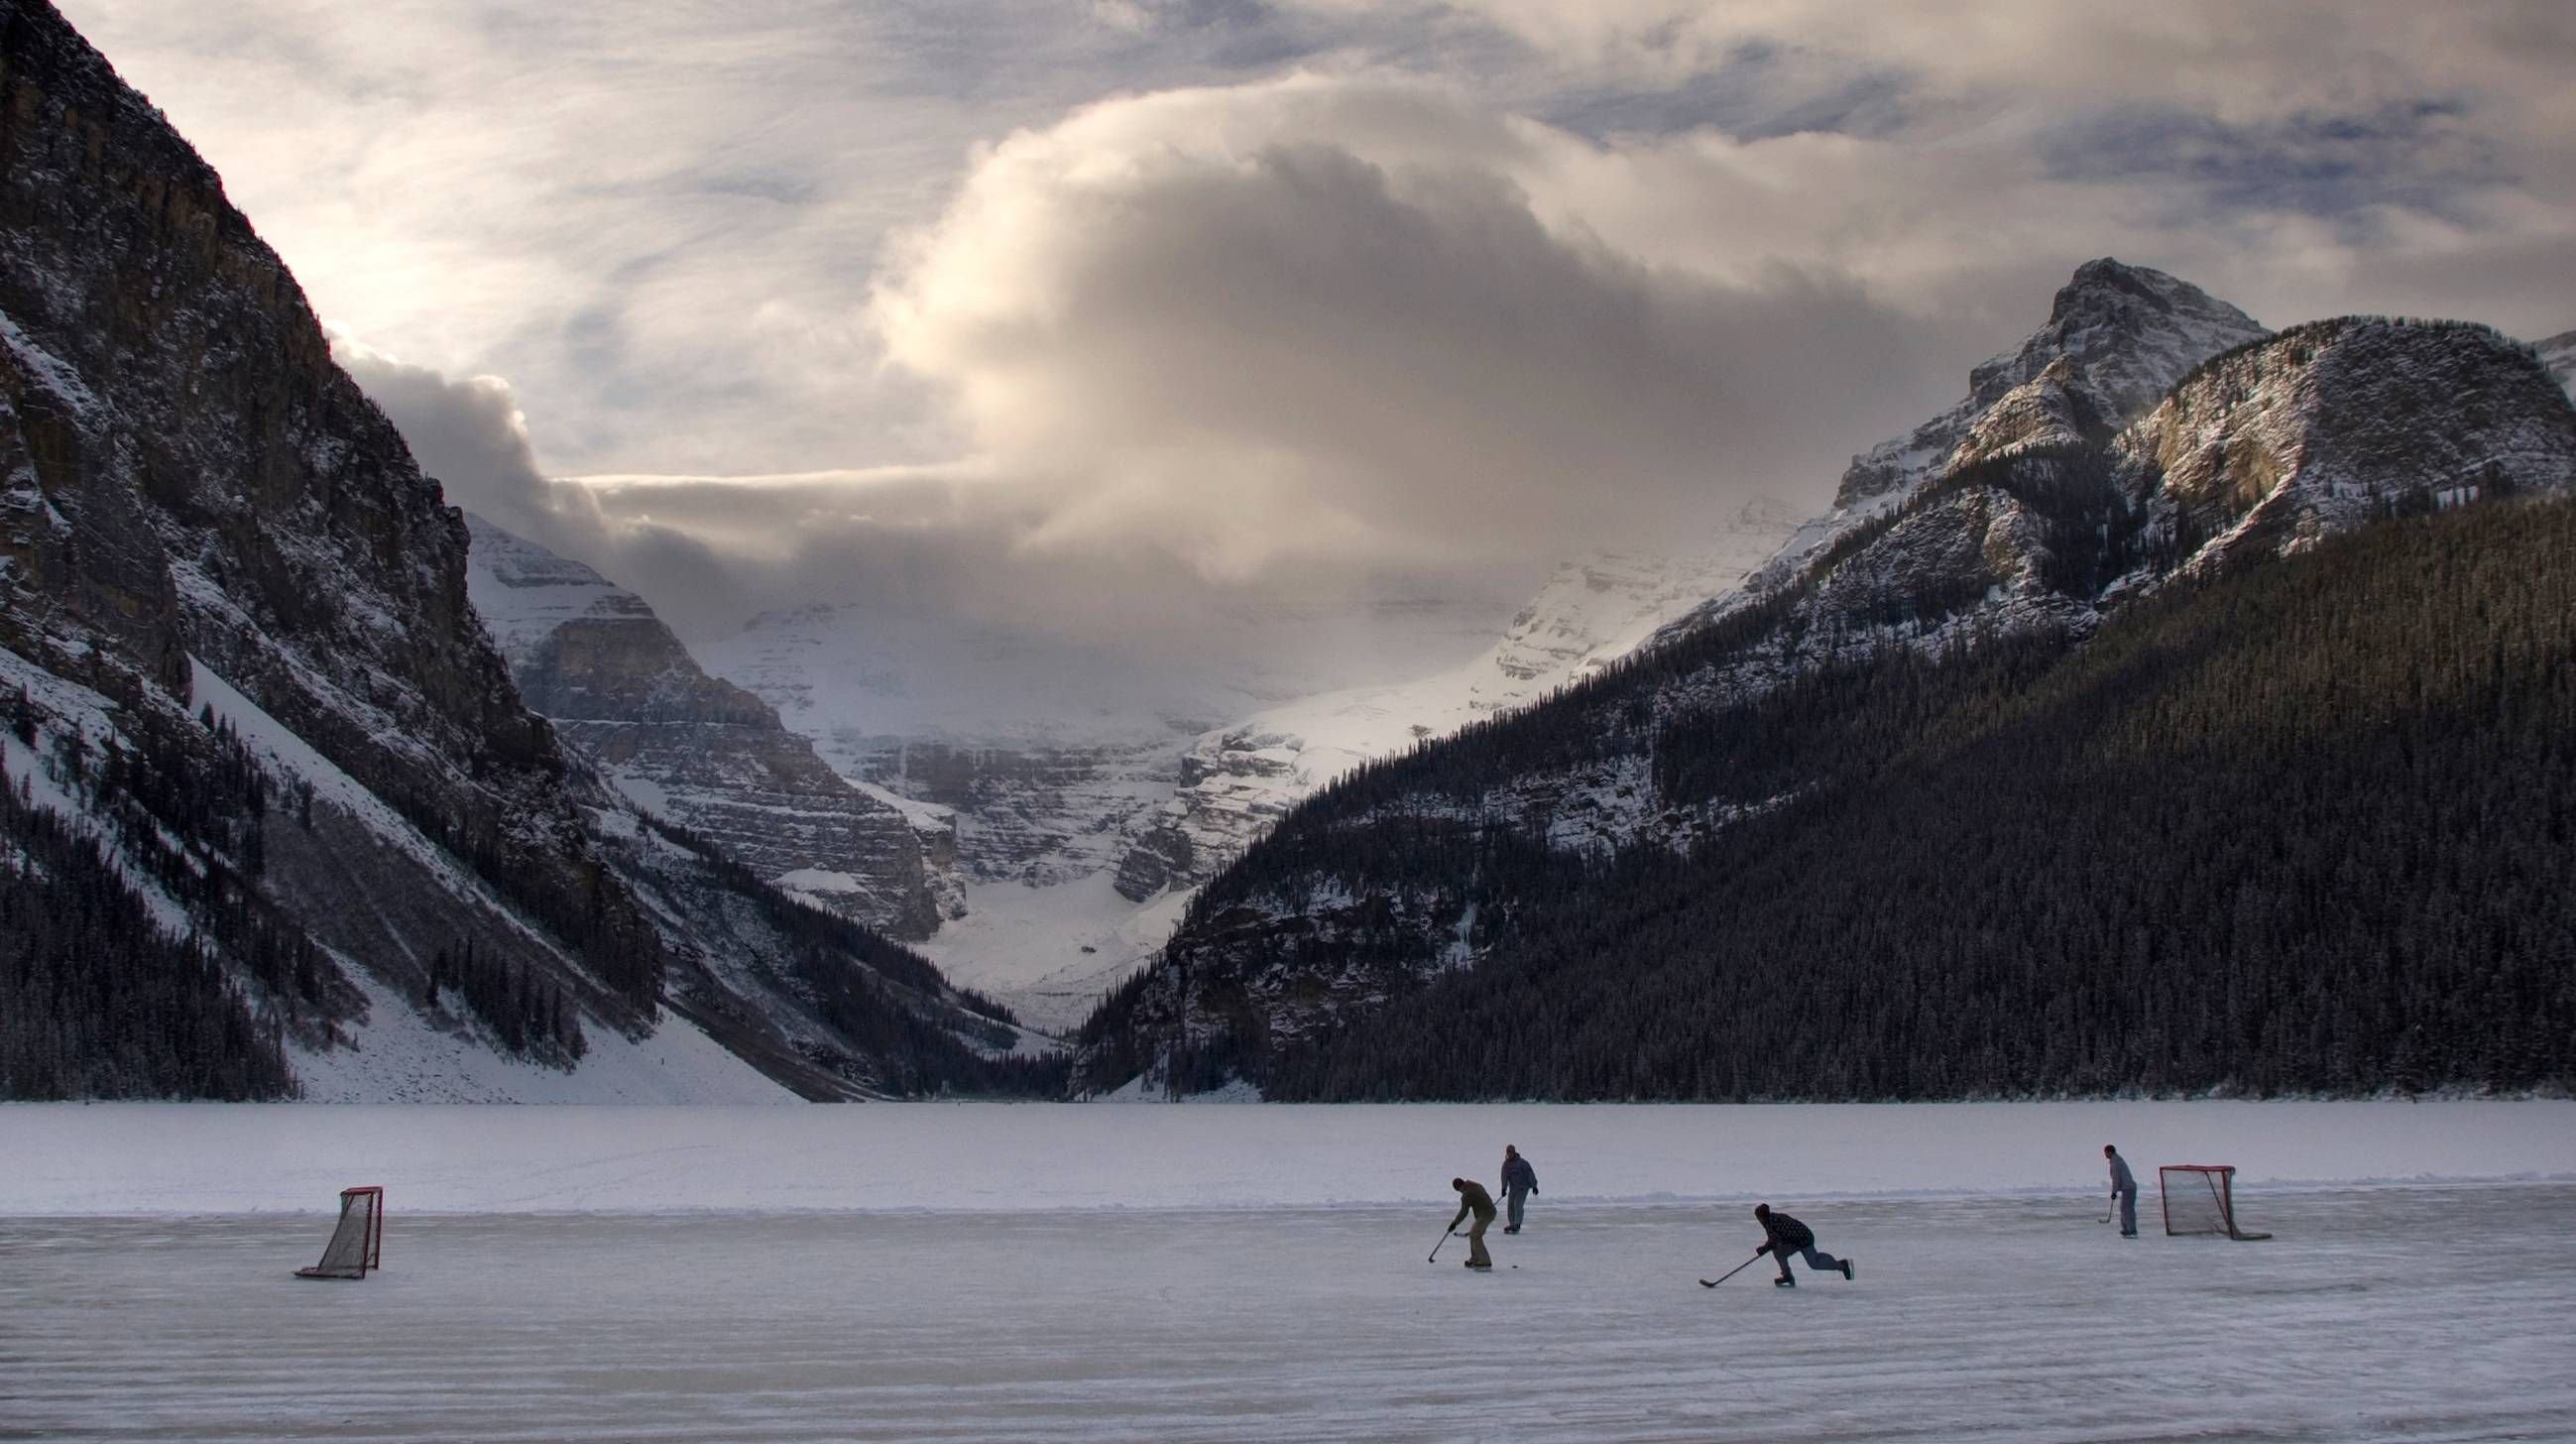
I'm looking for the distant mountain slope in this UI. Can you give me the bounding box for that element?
[1115,501,1801,900]
[465,515,958,937]
[1135,498,2576,1100]
[0,0,1047,1100]
[1076,311,2576,1099]
[692,575,1515,1028]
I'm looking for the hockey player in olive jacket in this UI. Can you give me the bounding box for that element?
[1753,1204,1853,1287]
[1447,1178,1498,1269]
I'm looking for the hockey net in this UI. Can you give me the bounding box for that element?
[2159,1165,2270,1240]
[294,1186,384,1279]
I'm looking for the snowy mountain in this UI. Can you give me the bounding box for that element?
[1077,286,2576,1097]
[0,0,1043,1102]
[1114,500,1802,902]
[690,584,1517,1026]
[1831,258,2268,512]
[464,516,959,937]
[2539,329,2576,399]
[699,605,1224,893]
[1656,260,2270,646]
[1115,256,2260,905]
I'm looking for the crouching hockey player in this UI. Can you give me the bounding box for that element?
[1753,1203,1853,1287]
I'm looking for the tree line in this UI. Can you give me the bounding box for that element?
[1,734,295,1099]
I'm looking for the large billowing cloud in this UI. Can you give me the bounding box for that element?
[70,0,2573,638]
[336,339,1523,659]
[871,74,1952,577]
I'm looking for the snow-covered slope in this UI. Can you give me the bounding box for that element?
[461,516,659,660]
[699,606,1224,891]
[2539,328,2576,400]
[1115,500,1802,901]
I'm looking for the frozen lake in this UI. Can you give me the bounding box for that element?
[5,1102,2574,1441]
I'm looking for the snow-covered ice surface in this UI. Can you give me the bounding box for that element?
[5,1102,2573,1442]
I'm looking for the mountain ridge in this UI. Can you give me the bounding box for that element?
[1073,288,2576,1098]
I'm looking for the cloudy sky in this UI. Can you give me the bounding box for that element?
[59,0,2576,639]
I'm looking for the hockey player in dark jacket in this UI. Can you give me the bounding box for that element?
[1498,1145,1538,1234]
[1753,1203,1853,1287]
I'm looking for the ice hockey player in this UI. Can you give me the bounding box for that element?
[1753,1203,1852,1287]
[1499,1145,1539,1234]
[1447,1177,1498,1269]
[2105,1144,2140,1237]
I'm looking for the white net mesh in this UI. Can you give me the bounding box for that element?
[2160,1165,2255,1238]
[299,1188,379,1277]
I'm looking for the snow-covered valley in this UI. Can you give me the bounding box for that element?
[664,506,1802,1029]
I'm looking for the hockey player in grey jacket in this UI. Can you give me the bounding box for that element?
[2106,1144,2140,1237]
[1498,1146,1538,1234]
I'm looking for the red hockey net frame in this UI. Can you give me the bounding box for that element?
[2158,1164,2270,1240]
[294,1185,385,1278]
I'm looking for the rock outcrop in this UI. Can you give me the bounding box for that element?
[466,517,957,938]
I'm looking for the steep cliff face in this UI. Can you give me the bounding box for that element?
[1076,301,2576,1097]
[465,517,956,938]
[1,0,662,1060]
[699,605,1234,893]
[0,1,1044,1100]
[2117,319,2576,577]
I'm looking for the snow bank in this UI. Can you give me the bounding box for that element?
[3,1100,2568,1216]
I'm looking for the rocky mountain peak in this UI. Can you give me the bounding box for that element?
[1834,259,2267,510]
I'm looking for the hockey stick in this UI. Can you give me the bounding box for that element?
[1430,1228,1455,1264]
[1698,1253,1763,1288]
